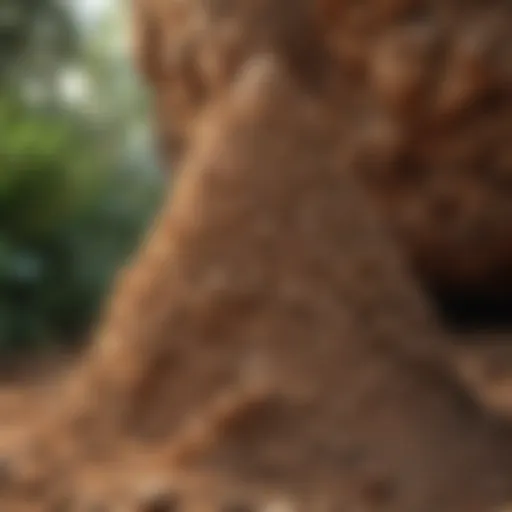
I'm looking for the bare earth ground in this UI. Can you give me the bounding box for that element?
[1,331,512,512]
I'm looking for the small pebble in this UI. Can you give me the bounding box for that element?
[262,498,296,512]
[0,457,12,488]
[137,487,180,512]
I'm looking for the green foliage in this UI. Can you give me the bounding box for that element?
[0,0,163,352]
[0,94,162,352]
[0,0,78,89]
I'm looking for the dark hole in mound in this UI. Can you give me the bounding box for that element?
[428,284,512,335]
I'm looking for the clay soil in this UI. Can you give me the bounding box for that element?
[1,329,512,512]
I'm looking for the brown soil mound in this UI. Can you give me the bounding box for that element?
[323,0,512,289]
[138,0,512,290]
[1,0,512,510]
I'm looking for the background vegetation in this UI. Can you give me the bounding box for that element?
[0,0,162,352]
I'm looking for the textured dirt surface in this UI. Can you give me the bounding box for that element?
[137,0,512,289]
[1,0,512,510]
[323,0,512,289]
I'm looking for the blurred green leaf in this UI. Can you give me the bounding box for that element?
[0,0,163,352]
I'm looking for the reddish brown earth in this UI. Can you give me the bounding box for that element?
[1,0,512,510]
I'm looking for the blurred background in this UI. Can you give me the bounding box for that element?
[0,0,163,355]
